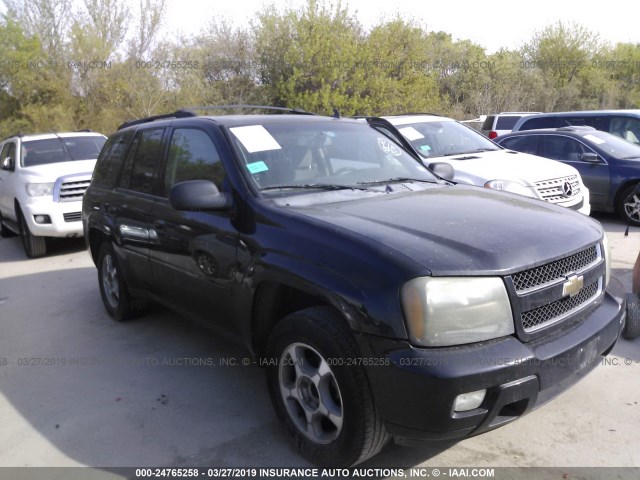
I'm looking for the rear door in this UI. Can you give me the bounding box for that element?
[109,127,167,292]
[149,125,239,334]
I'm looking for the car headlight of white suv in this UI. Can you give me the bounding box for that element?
[484,179,538,198]
[401,276,514,347]
[26,182,55,197]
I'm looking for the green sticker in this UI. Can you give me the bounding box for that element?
[247,161,269,174]
[419,145,432,151]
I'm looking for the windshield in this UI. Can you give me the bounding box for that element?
[582,131,640,159]
[21,136,106,167]
[395,120,501,158]
[227,120,438,192]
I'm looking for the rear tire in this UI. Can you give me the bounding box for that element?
[623,293,640,340]
[97,242,144,321]
[19,212,47,258]
[618,183,640,226]
[266,306,389,467]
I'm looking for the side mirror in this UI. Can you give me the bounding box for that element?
[2,157,13,171]
[429,162,455,181]
[169,180,232,211]
[581,152,599,163]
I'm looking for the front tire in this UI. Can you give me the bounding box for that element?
[266,306,389,467]
[19,212,46,258]
[618,183,640,226]
[97,242,142,322]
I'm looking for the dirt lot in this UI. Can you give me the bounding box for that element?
[0,213,639,474]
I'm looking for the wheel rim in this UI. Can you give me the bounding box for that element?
[278,342,344,444]
[624,191,640,223]
[101,254,120,309]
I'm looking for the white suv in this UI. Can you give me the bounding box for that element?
[0,131,107,257]
[367,115,590,215]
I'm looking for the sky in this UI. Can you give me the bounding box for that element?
[162,0,639,53]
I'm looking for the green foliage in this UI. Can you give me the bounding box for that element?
[0,0,639,139]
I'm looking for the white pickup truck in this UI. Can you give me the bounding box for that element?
[0,131,106,257]
[366,114,591,216]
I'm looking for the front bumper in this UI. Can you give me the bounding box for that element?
[21,198,84,237]
[358,291,623,441]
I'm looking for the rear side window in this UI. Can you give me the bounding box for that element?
[519,117,558,131]
[119,128,165,194]
[92,131,133,187]
[495,116,521,130]
[481,116,495,130]
[560,117,597,128]
[162,128,226,197]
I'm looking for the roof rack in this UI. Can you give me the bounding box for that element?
[498,111,542,114]
[392,112,443,117]
[117,109,197,130]
[186,105,315,115]
[75,128,94,132]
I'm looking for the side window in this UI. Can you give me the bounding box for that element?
[541,136,585,161]
[500,136,539,155]
[562,117,596,128]
[610,117,640,144]
[92,131,133,187]
[1,142,16,169]
[162,129,226,197]
[520,117,557,131]
[119,128,164,194]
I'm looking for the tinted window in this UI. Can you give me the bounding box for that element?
[481,116,495,130]
[126,129,165,194]
[163,129,226,197]
[519,117,558,131]
[495,116,522,130]
[560,117,597,128]
[92,131,133,187]
[500,136,539,155]
[540,136,587,161]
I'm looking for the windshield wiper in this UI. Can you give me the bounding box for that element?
[357,177,435,186]
[261,183,369,192]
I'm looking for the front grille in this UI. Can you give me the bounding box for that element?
[534,175,581,203]
[512,245,598,292]
[57,178,91,202]
[63,212,82,222]
[521,281,599,331]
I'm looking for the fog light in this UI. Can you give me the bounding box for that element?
[34,215,51,224]
[453,389,487,412]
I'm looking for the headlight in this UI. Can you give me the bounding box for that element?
[602,233,611,288]
[401,277,514,347]
[26,182,54,197]
[484,180,537,198]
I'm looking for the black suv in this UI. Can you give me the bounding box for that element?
[83,108,624,466]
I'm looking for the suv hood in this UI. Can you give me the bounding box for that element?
[20,160,97,181]
[430,150,580,186]
[289,185,602,276]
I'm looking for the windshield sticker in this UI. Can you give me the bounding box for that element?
[399,126,424,141]
[583,134,605,145]
[246,161,269,174]
[419,145,432,152]
[377,137,402,156]
[230,125,282,153]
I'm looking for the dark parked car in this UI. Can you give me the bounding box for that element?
[511,110,640,145]
[83,108,623,466]
[496,126,640,225]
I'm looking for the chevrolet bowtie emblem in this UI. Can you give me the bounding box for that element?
[562,274,584,298]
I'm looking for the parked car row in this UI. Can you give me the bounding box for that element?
[0,106,634,467]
